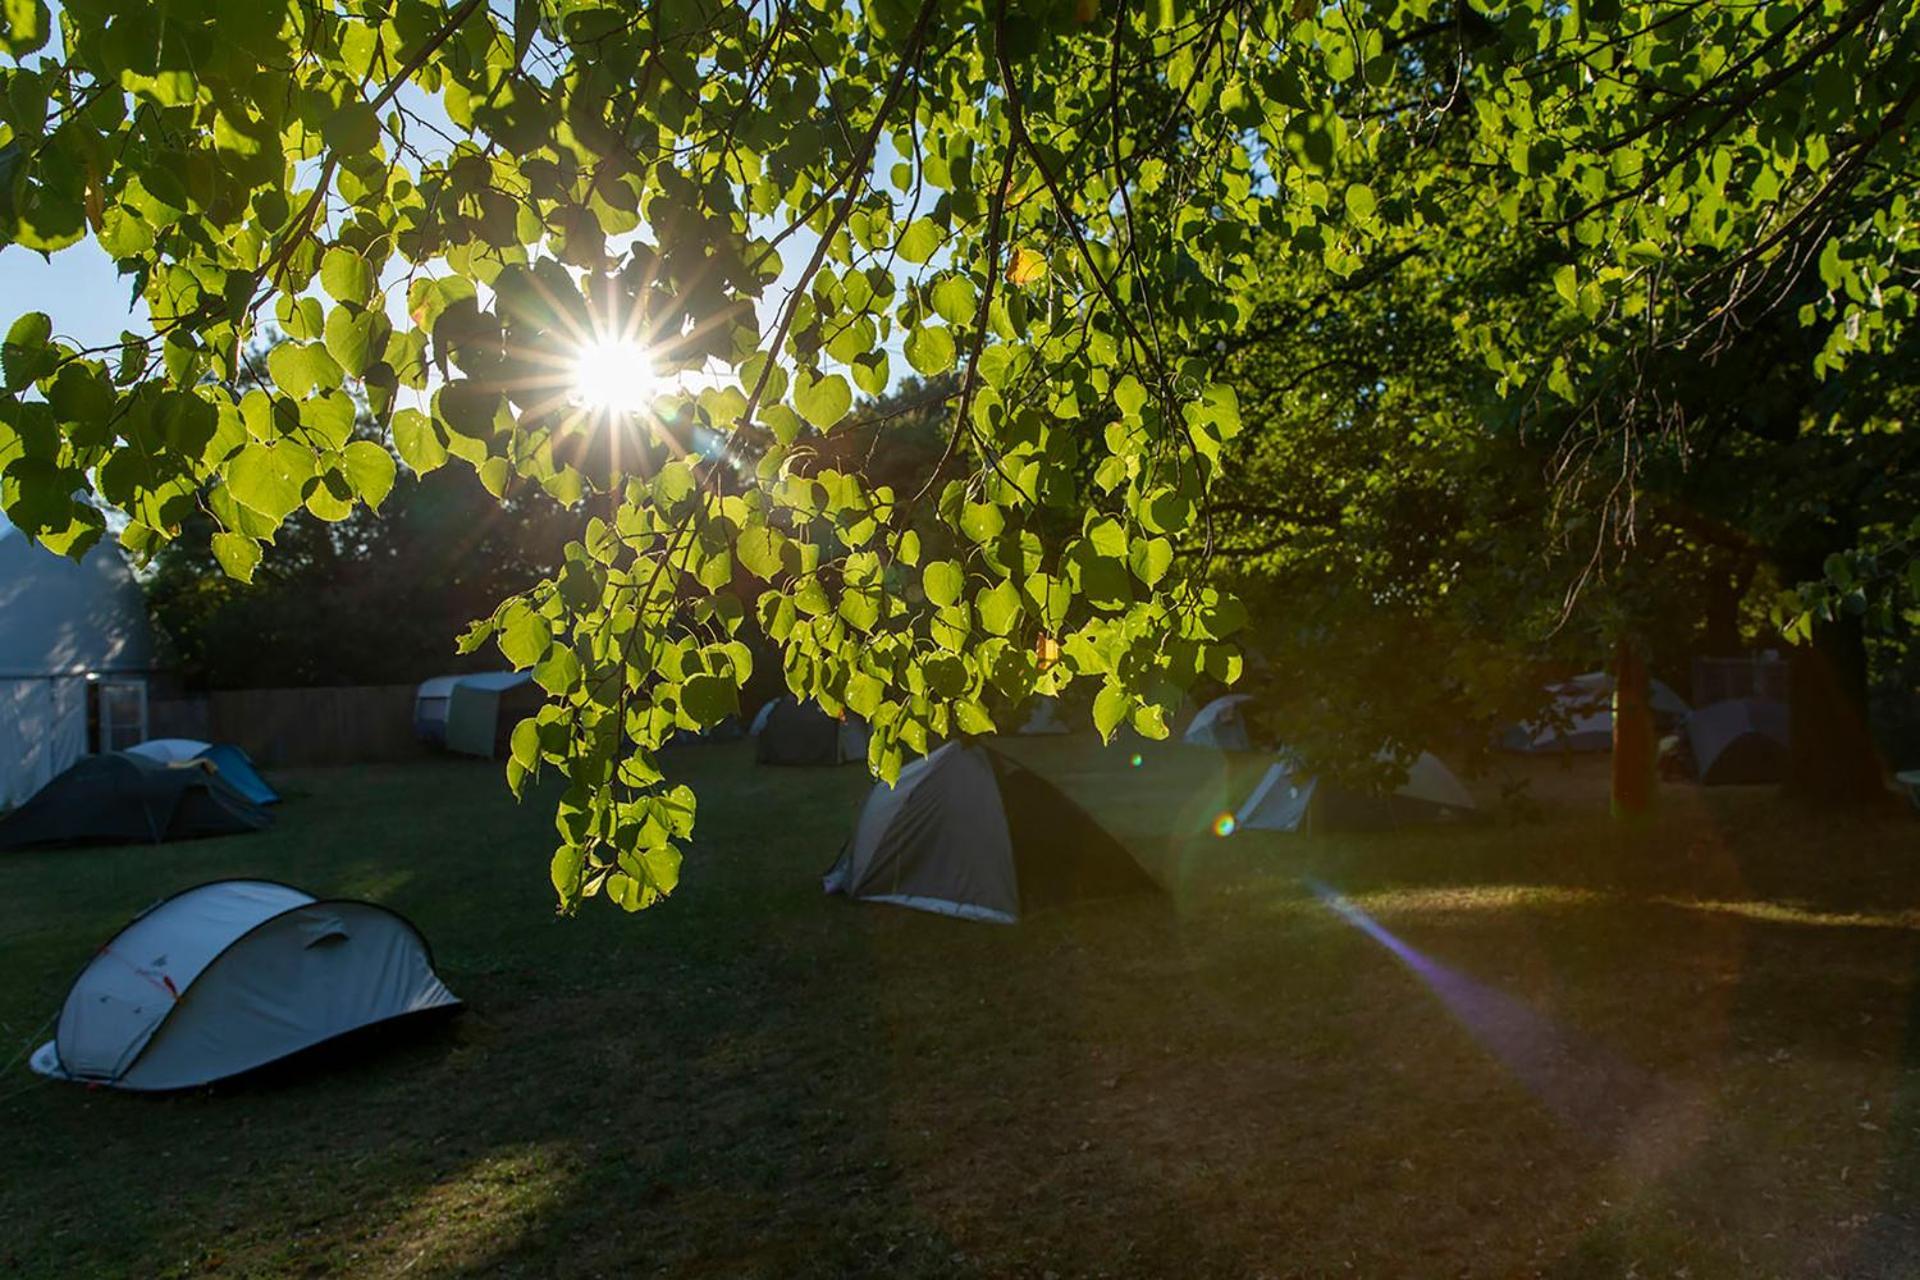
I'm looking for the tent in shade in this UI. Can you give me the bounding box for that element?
[29,879,460,1091]
[754,697,870,766]
[412,675,462,744]
[1184,694,1257,750]
[1014,696,1071,735]
[826,741,1160,922]
[128,738,280,806]
[1687,697,1790,785]
[1501,671,1693,753]
[1236,750,1478,834]
[442,673,543,759]
[0,753,271,850]
[1564,671,1690,726]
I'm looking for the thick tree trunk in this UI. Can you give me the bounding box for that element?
[1786,610,1885,805]
[1612,637,1655,818]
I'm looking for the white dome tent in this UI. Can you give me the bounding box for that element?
[30,879,460,1091]
[1184,694,1256,750]
[1236,750,1478,834]
[0,517,155,808]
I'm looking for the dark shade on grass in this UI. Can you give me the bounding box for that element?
[3,740,1920,1278]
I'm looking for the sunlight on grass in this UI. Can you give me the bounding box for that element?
[366,1141,575,1276]
[1657,898,1920,932]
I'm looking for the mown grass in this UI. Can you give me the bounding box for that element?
[3,738,1920,1278]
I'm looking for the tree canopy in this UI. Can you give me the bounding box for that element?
[2,0,1915,908]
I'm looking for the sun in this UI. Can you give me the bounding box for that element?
[572,339,659,415]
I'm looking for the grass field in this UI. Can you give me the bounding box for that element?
[4,737,1920,1279]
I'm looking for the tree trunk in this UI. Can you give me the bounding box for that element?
[1702,556,1753,658]
[1787,610,1885,805]
[1612,637,1655,819]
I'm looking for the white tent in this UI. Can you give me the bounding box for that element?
[412,675,463,743]
[414,672,539,757]
[1184,694,1256,750]
[30,879,459,1091]
[0,519,154,809]
[1236,750,1477,834]
[825,741,1160,922]
[748,699,779,735]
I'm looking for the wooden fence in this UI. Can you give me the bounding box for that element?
[149,684,428,767]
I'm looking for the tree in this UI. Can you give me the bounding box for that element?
[2,1,1915,907]
[146,463,575,688]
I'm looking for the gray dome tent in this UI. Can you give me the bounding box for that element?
[1235,750,1477,834]
[30,879,459,1091]
[0,752,271,850]
[1686,697,1789,785]
[825,741,1161,923]
[754,697,869,766]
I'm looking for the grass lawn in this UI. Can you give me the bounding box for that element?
[4,737,1920,1278]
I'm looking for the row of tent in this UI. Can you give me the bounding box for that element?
[0,740,280,851]
[1190,681,1794,788]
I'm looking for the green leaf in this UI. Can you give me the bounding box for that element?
[736,524,787,581]
[793,370,851,431]
[2,311,51,391]
[904,325,956,376]
[1,0,50,56]
[922,559,963,607]
[550,845,586,902]
[511,716,541,769]
[1093,685,1128,743]
[321,103,380,155]
[227,442,306,522]
[392,408,447,474]
[899,218,943,263]
[929,275,976,325]
[681,672,738,725]
[342,440,397,509]
[977,579,1022,635]
[1344,182,1377,225]
[1129,536,1173,587]
[210,532,261,583]
[498,604,552,668]
[320,249,375,306]
[324,306,384,376]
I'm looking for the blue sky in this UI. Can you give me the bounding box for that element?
[1,239,147,353]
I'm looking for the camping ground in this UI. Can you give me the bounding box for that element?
[4,739,1920,1279]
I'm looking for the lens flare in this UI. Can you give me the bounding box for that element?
[1212,812,1237,837]
[1130,753,1144,768]
[572,340,659,415]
